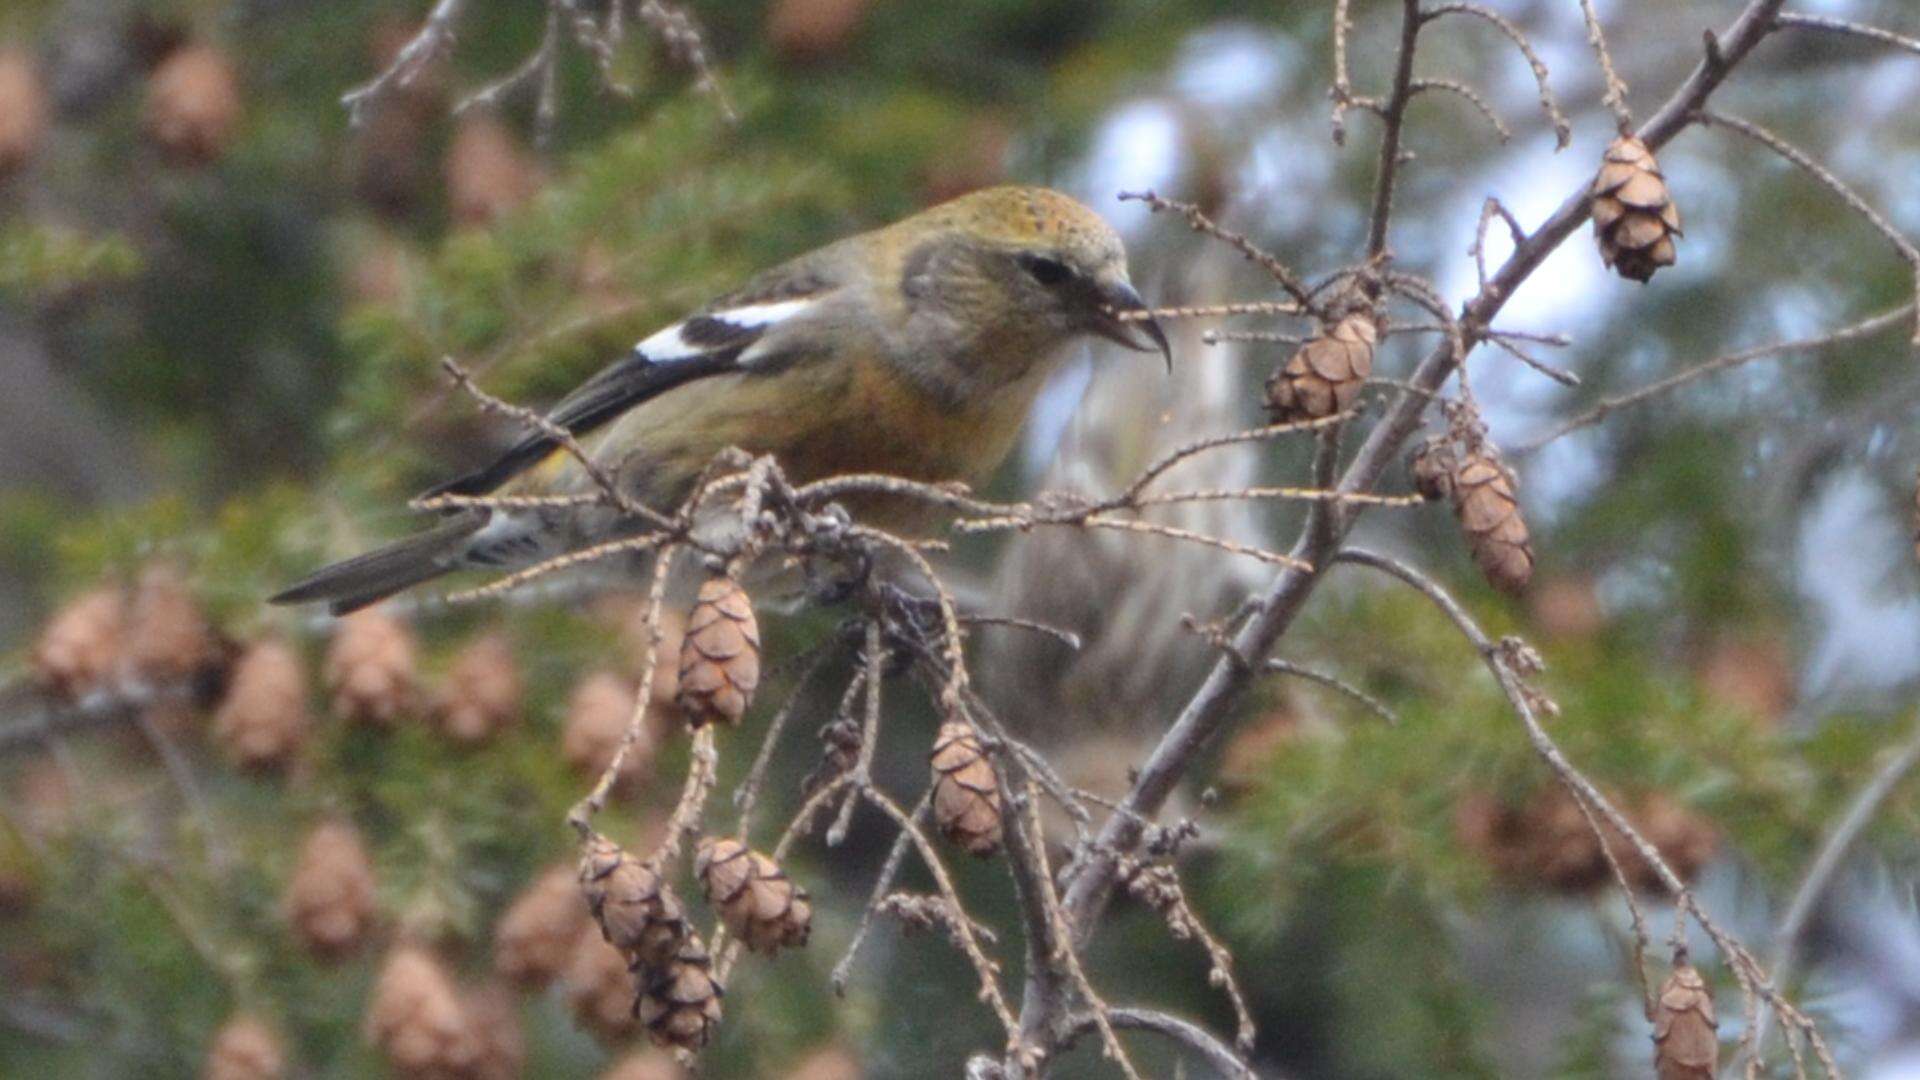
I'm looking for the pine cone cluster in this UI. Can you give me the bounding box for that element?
[695,836,811,954]
[677,577,761,728]
[1653,961,1718,1080]
[1454,786,1719,896]
[213,639,311,771]
[1592,134,1681,283]
[561,672,658,789]
[32,587,125,698]
[929,721,1003,857]
[1409,432,1534,594]
[325,609,418,727]
[445,115,541,228]
[204,1013,286,1080]
[637,938,725,1052]
[0,50,48,179]
[434,633,521,745]
[1264,312,1377,422]
[365,946,520,1080]
[579,835,689,970]
[283,820,378,959]
[493,864,590,990]
[145,44,241,166]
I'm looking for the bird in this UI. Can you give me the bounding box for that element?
[271,185,1170,615]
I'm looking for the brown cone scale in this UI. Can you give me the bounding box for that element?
[1450,449,1534,594]
[1592,135,1681,283]
[578,835,687,970]
[638,938,724,1052]
[677,577,761,727]
[930,721,1003,856]
[695,836,811,954]
[1265,313,1376,422]
[1653,962,1718,1080]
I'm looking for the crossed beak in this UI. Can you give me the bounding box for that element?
[1094,277,1172,372]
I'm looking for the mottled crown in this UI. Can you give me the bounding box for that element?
[922,185,1126,266]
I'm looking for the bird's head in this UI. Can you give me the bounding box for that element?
[907,186,1171,370]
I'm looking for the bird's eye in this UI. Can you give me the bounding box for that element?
[1019,254,1073,286]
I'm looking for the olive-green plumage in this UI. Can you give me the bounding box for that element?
[273,186,1167,614]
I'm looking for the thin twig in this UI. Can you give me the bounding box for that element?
[1743,711,1920,1064]
[1410,78,1511,143]
[864,787,1019,1043]
[1337,547,1838,1076]
[339,0,465,126]
[1518,304,1914,453]
[1120,191,1317,310]
[1063,1008,1259,1080]
[1330,0,1358,144]
[1695,110,1920,345]
[1364,0,1425,258]
[829,794,929,994]
[1425,2,1571,147]
[1775,11,1920,58]
[1577,0,1634,130]
[733,644,836,838]
[1113,300,1307,322]
[566,542,678,835]
[827,622,886,847]
[1264,658,1400,724]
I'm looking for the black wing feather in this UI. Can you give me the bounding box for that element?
[419,257,842,501]
[420,347,745,499]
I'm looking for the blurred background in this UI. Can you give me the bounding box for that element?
[4,0,1920,1076]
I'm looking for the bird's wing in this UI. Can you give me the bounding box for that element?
[420,259,844,499]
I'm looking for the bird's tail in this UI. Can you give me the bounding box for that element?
[269,512,487,616]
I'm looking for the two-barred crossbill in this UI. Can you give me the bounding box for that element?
[274,185,1166,613]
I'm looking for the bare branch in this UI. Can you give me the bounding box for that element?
[1330,0,1358,144]
[566,542,679,835]
[1337,547,1836,1075]
[1115,300,1308,322]
[636,0,737,122]
[1696,110,1920,345]
[1120,190,1317,310]
[1518,304,1914,453]
[1743,711,1920,1064]
[1061,1008,1259,1080]
[1041,0,1794,1034]
[1577,0,1634,130]
[829,794,928,994]
[1364,0,1426,258]
[1425,2,1571,147]
[1775,11,1920,59]
[1264,658,1401,725]
[340,0,465,127]
[1410,77,1511,143]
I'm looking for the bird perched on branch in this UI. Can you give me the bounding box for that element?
[272,185,1168,615]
